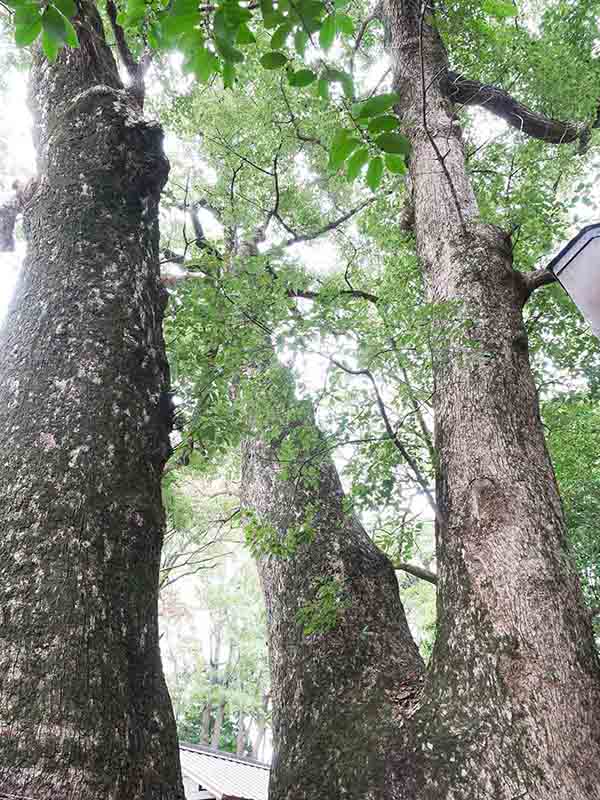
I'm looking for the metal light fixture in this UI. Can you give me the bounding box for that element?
[548,223,600,339]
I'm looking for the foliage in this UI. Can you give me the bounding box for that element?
[543,396,600,608]
[296,576,351,635]
[161,537,270,756]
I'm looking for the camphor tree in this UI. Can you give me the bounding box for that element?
[2,0,600,799]
[0,2,185,797]
[154,2,600,795]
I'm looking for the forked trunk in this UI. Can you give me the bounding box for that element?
[0,5,184,797]
[382,5,600,798]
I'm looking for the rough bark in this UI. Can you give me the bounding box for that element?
[381,5,600,798]
[0,5,184,798]
[241,387,425,800]
[441,71,591,146]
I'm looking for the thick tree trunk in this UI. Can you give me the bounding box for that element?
[241,383,425,799]
[382,5,600,798]
[0,6,184,798]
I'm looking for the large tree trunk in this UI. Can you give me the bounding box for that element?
[241,381,425,799]
[381,5,600,798]
[0,6,184,798]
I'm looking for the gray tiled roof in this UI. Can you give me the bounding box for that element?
[180,744,270,800]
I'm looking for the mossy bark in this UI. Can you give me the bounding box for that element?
[0,5,184,797]
[381,5,600,798]
[241,390,425,800]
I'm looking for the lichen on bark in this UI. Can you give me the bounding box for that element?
[0,4,184,797]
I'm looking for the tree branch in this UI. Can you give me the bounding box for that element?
[278,196,377,248]
[442,71,595,147]
[394,561,437,584]
[289,287,379,303]
[0,178,37,252]
[0,193,19,252]
[106,0,148,107]
[522,267,557,300]
[328,356,443,526]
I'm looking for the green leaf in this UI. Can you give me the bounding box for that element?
[122,0,146,25]
[317,77,329,100]
[334,0,349,7]
[328,129,360,170]
[270,22,292,49]
[236,23,256,43]
[147,21,162,48]
[319,13,336,50]
[215,37,244,62]
[323,67,353,98]
[368,115,399,134]
[53,0,76,18]
[346,146,369,180]
[223,60,235,88]
[385,154,407,174]
[353,92,400,119]
[15,4,41,26]
[187,46,219,81]
[482,0,517,18]
[263,10,284,28]
[42,5,68,43]
[161,12,197,42]
[213,8,233,43]
[260,0,273,19]
[288,68,317,87]
[62,13,78,45]
[335,12,353,35]
[41,27,59,60]
[294,29,308,56]
[260,50,288,68]
[14,17,41,45]
[366,156,383,190]
[375,132,410,155]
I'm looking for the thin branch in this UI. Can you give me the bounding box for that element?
[328,357,444,526]
[278,196,377,248]
[0,178,38,252]
[419,7,467,231]
[210,129,274,177]
[394,561,437,584]
[351,2,383,74]
[288,287,379,303]
[106,0,147,106]
[280,81,323,147]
